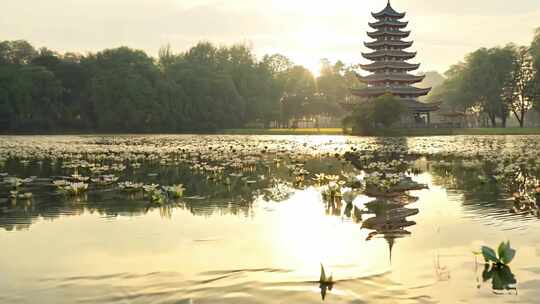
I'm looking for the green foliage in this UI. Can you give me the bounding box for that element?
[343,94,405,134]
[482,264,517,292]
[480,241,516,265]
[343,100,375,135]
[502,46,536,127]
[433,28,540,126]
[531,27,540,114]
[373,94,406,128]
[0,40,359,132]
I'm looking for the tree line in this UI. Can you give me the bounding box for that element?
[0,40,361,132]
[428,28,540,127]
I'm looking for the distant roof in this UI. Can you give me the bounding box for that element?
[372,1,406,19]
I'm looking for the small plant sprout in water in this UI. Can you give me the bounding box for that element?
[91,175,119,186]
[56,182,89,196]
[118,181,144,192]
[474,243,518,294]
[150,189,167,204]
[319,263,334,300]
[479,241,516,266]
[164,184,185,198]
[142,184,167,204]
[5,177,23,189]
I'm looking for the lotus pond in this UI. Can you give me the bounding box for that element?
[1,135,540,304]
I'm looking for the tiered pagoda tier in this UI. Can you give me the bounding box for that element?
[351,1,439,114]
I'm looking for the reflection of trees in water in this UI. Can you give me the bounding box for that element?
[429,158,540,221]
[0,189,257,231]
[1,154,346,230]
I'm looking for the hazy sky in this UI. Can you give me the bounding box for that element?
[2,0,540,74]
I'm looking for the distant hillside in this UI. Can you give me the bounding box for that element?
[415,71,445,101]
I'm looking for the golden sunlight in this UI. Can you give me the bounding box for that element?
[269,189,391,279]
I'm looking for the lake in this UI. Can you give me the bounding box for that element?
[0,135,539,304]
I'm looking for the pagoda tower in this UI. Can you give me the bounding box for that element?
[351,1,438,125]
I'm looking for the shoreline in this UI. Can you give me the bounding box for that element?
[1,127,540,137]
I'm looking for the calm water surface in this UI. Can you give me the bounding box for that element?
[0,135,539,303]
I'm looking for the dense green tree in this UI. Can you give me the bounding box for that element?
[342,94,405,134]
[0,40,38,65]
[342,101,374,135]
[80,47,161,131]
[373,94,406,128]
[465,47,514,127]
[314,59,348,117]
[530,27,540,113]
[280,65,316,127]
[502,46,536,127]
[429,47,515,127]
[427,63,473,111]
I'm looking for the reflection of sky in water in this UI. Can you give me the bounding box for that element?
[0,135,539,303]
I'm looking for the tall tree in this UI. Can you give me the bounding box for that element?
[530,27,540,113]
[502,46,536,127]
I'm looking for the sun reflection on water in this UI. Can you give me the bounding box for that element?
[269,188,391,280]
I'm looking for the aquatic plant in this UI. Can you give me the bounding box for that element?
[149,189,167,204]
[319,263,333,284]
[5,177,23,189]
[118,181,144,192]
[480,241,516,266]
[17,192,33,200]
[142,184,159,193]
[164,184,185,198]
[91,175,119,186]
[9,190,18,199]
[481,264,517,294]
[53,180,69,188]
[319,263,334,300]
[71,173,90,182]
[62,182,89,195]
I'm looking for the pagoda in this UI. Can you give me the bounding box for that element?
[351,0,439,126]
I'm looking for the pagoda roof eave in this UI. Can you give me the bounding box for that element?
[362,50,417,60]
[364,40,413,49]
[351,86,431,98]
[402,99,441,112]
[369,20,408,28]
[340,97,440,113]
[367,30,411,39]
[359,62,420,72]
[357,73,425,84]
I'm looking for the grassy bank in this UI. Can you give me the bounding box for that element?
[2,128,539,137]
[374,128,540,136]
[221,127,540,136]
